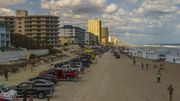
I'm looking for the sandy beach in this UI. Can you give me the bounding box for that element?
[1,51,180,101]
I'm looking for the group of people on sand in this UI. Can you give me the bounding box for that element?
[132,57,174,101]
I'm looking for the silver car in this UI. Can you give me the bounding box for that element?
[0,83,17,100]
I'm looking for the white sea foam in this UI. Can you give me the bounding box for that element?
[129,45,180,64]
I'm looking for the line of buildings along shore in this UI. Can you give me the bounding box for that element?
[0,10,119,50]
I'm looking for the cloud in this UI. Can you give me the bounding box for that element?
[41,0,106,12]
[124,32,147,37]
[0,8,14,15]
[39,0,180,44]
[0,0,25,7]
[105,3,118,14]
[126,0,138,3]
[174,0,180,4]
[136,0,178,15]
[177,25,180,29]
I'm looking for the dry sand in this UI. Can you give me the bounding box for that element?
[1,52,180,101]
[0,56,74,86]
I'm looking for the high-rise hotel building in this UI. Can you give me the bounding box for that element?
[88,19,101,43]
[0,10,59,48]
[101,27,109,45]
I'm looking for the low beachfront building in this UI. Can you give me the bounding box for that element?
[0,22,10,49]
[59,25,86,46]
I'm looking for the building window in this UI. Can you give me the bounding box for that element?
[19,30,22,32]
[19,26,22,28]
[6,34,9,38]
[1,34,5,38]
[18,18,21,20]
[18,22,21,24]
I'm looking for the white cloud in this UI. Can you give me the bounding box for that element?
[0,0,25,7]
[124,32,147,37]
[126,0,138,3]
[41,0,82,9]
[105,4,118,14]
[0,8,14,15]
[177,25,180,29]
[41,0,106,10]
[136,0,177,14]
[39,0,179,44]
[174,0,180,4]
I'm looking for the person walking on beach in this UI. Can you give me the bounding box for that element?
[141,62,144,70]
[4,69,9,81]
[146,63,149,70]
[156,70,161,83]
[167,84,174,101]
[133,57,136,65]
[173,58,176,64]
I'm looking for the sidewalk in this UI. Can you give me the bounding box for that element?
[0,55,76,86]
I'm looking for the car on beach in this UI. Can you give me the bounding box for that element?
[39,68,78,81]
[29,75,58,84]
[115,54,120,59]
[10,81,54,99]
[38,74,58,83]
[57,64,81,72]
[0,83,17,100]
[157,54,166,61]
[0,97,14,101]
[30,79,55,92]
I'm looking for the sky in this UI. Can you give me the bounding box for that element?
[0,0,180,45]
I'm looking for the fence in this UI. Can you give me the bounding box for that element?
[0,49,49,63]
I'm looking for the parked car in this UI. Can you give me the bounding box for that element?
[54,62,68,68]
[38,74,58,83]
[116,54,120,59]
[70,62,83,68]
[71,58,90,67]
[0,97,14,101]
[57,64,81,72]
[30,79,55,92]
[114,52,118,56]
[29,76,58,84]
[0,83,17,100]
[11,81,54,99]
[70,62,83,72]
[39,68,78,81]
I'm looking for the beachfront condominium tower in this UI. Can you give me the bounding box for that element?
[0,22,10,48]
[88,19,102,43]
[0,10,59,48]
[101,27,109,45]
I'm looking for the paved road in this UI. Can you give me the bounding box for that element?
[50,52,180,101]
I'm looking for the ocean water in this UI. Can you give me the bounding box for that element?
[129,44,180,64]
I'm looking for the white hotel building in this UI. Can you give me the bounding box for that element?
[0,22,10,48]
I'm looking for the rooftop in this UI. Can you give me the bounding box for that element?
[61,25,86,31]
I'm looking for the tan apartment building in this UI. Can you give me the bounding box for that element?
[0,10,59,48]
[88,19,101,43]
[101,27,109,45]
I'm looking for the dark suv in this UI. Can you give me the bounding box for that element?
[12,81,54,99]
